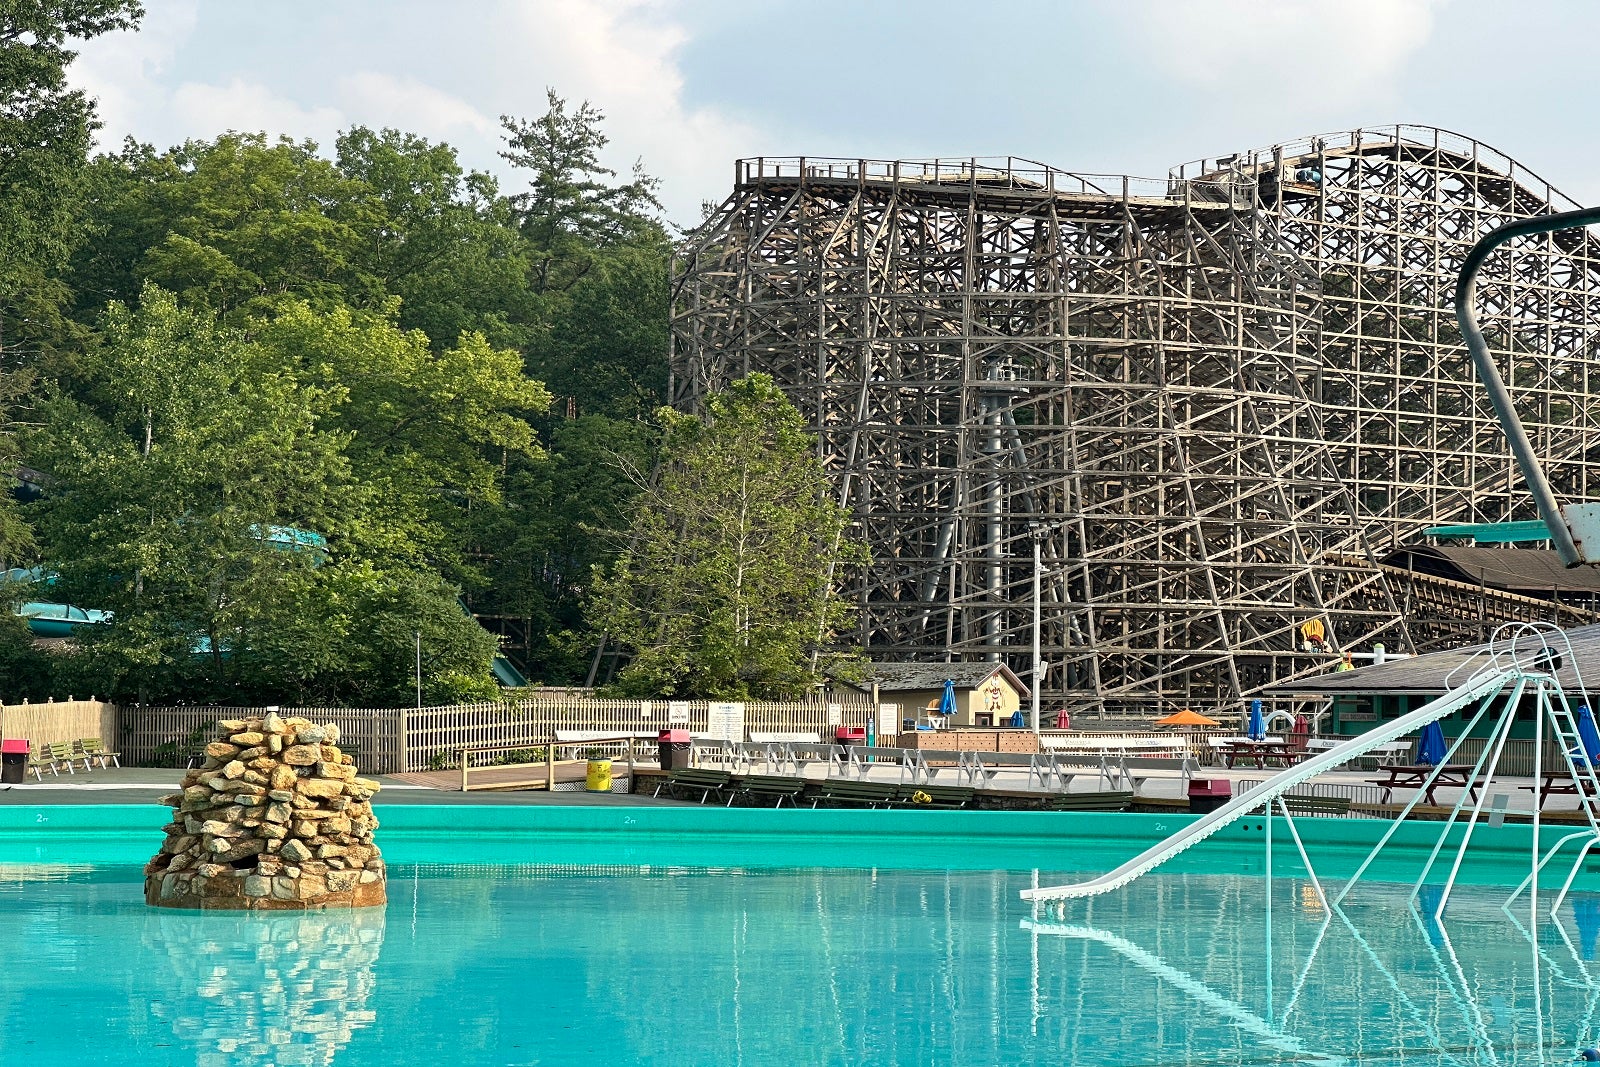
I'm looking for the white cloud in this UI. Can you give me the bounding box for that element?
[1107,0,1447,106]
[70,0,200,148]
[170,78,345,145]
[336,72,498,140]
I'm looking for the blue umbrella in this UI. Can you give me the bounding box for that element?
[1576,706,1600,767]
[938,678,957,721]
[1247,699,1266,741]
[1415,721,1447,766]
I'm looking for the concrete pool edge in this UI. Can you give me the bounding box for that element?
[2,804,1593,888]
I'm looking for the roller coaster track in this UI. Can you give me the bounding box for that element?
[1020,666,1518,903]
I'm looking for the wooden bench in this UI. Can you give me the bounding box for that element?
[727,774,808,807]
[892,784,974,810]
[1278,794,1352,817]
[1045,790,1134,812]
[654,768,733,804]
[808,779,899,808]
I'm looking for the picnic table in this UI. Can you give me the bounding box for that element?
[1220,739,1297,769]
[1366,764,1479,806]
[1521,769,1586,809]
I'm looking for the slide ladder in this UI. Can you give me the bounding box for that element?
[1021,667,1517,903]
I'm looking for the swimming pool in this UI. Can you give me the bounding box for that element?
[3,805,1597,1065]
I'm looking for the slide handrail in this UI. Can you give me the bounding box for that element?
[1020,668,1518,901]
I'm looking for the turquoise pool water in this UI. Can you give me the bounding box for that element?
[4,807,1599,1065]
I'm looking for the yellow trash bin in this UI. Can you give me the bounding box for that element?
[585,759,613,793]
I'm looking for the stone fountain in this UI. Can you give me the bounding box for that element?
[145,712,386,909]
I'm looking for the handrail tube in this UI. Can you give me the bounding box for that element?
[1455,203,1600,566]
[1021,668,1516,901]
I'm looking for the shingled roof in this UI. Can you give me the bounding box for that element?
[849,660,1030,697]
[1382,545,1600,595]
[1266,622,1600,696]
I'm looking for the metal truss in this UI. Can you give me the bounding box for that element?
[670,127,1600,717]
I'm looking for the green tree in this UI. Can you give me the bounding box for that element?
[500,90,664,295]
[590,374,866,698]
[28,286,506,704]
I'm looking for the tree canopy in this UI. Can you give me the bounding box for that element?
[0,23,860,708]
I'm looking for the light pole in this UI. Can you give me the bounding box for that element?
[414,631,422,710]
[1030,523,1043,736]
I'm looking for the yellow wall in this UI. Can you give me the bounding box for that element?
[892,674,1022,727]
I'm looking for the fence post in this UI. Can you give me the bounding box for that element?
[460,748,468,793]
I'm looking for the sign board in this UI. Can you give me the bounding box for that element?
[826,702,842,726]
[878,703,900,739]
[639,701,653,721]
[667,701,691,724]
[706,702,746,742]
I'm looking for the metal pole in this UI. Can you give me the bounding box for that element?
[1456,203,1600,567]
[414,631,422,709]
[1032,529,1042,735]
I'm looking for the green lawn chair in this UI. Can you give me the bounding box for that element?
[27,745,59,782]
[45,740,89,773]
[78,738,121,769]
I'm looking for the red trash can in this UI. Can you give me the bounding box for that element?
[1,738,29,784]
[657,729,692,771]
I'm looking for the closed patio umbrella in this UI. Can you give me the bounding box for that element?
[1247,699,1266,741]
[938,678,957,721]
[1574,705,1600,766]
[1414,721,1447,767]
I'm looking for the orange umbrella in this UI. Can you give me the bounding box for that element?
[1152,709,1222,728]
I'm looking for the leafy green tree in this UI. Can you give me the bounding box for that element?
[335,126,536,352]
[590,374,866,698]
[250,300,551,577]
[28,286,506,704]
[500,90,664,295]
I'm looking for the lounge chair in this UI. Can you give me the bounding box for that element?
[27,745,59,782]
[78,738,121,769]
[808,779,898,808]
[891,784,974,809]
[45,740,90,774]
[1044,790,1134,812]
[654,768,732,804]
[726,774,808,808]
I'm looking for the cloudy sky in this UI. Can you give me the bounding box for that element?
[69,0,1600,226]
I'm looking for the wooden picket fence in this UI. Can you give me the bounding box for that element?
[114,693,878,774]
[0,698,118,753]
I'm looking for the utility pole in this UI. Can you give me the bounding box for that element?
[415,631,422,710]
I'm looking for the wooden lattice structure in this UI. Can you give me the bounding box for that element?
[669,126,1600,716]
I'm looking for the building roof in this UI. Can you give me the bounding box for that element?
[1382,545,1600,596]
[1267,622,1600,696]
[849,660,1030,697]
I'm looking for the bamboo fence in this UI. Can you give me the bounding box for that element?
[0,698,117,752]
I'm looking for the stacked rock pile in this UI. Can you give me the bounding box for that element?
[144,712,387,909]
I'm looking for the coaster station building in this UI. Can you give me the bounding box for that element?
[668,126,1600,719]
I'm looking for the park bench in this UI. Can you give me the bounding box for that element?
[1044,790,1135,813]
[891,784,974,810]
[1278,794,1353,817]
[727,774,808,808]
[808,779,899,808]
[653,768,733,804]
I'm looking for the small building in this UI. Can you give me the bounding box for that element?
[850,661,1030,728]
[1266,621,1600,741]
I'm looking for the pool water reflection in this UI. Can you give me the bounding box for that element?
[1,862,1596,1066]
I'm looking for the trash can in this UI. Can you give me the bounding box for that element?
[585,759,613,793]
[1188,778,1232,815]
[1,739,28,785]
[657,729,691,771]
[834,726,865,754]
